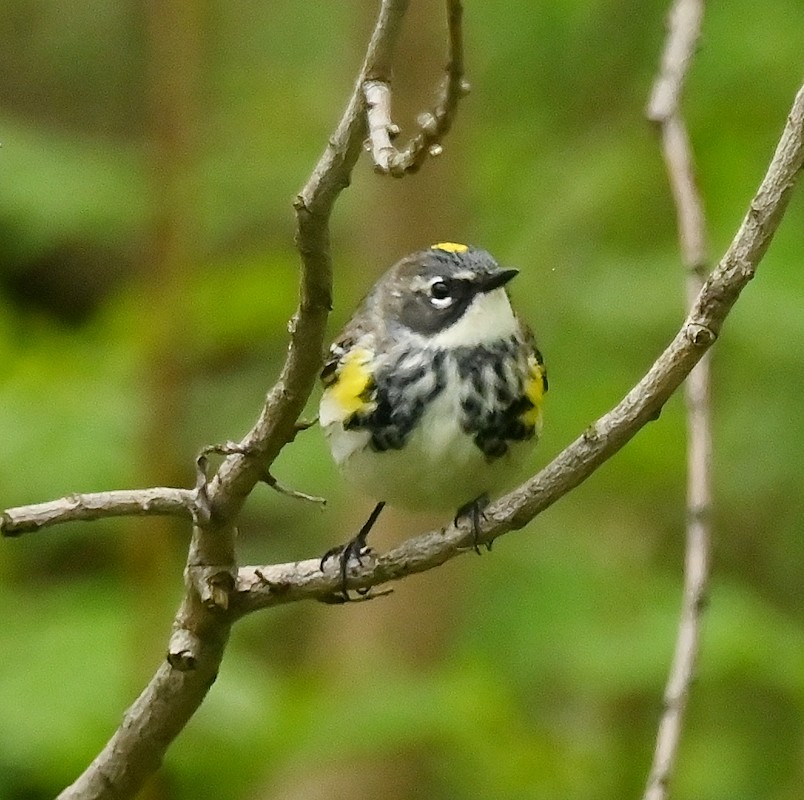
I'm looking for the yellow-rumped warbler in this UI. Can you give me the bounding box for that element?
[319,243,547,590]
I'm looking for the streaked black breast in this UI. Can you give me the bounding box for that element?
[344,336,535,460]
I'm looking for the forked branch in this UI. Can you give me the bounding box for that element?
[364,0,468,175]
[2,6,803,800]
[42,3,425,799]
[234,79,804,611]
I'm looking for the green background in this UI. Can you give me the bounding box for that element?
[1,1,802,798]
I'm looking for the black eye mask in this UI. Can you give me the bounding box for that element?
[398,278,475,335]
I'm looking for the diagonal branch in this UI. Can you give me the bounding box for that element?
[234,80,804,613]
[7,82,803,618]
[644,3,711,799]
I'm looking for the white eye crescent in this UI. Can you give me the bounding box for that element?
[429,279,453,309]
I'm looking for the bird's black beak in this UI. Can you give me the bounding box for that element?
[477,267,519,293]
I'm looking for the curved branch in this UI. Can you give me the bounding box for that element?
[54,4,414,799]
[204,0,411,523]
[234,81,804,613]
[0,488,195,537]
[364,0,467,175]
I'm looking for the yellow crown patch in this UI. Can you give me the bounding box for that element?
[431,242,469,254]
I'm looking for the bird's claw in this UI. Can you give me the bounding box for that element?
[454,494,491,554]
[320,540,374,601]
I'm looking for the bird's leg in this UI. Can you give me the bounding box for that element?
[320,501,386,597]
[454,494,490,554]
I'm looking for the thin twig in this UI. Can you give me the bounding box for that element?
[643,3,711,799]
[264,473,327,507]
[647,0,704,124]
[0,488,195,537]
[364,0,468,176]
[233,80,804,612]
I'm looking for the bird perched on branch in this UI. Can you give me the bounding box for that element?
[319,243,547,595]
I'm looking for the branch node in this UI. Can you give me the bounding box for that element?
[188,566,236,611]
[193,454,213,525]
[253,568,291,595]
[582,424,600,443]
[294,417,318,432]
[209,582,231,610]
[167,629,202,671]
[684,322,716,347]
[65,493,82,509]
[416,111,438,135]
[0,512,17,537]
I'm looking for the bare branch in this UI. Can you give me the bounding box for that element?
[364,0,468,176]
[364,79,402,172]
[647,0,704,123]
[643,3,712,799]
[205,0,411,525]
[662,115,709,271]
[4,6,802,798]
[20,80,801,621]
[54,4,415,799]
[0,488,195,537]
[234,80,804,613]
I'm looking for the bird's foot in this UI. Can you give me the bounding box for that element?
[319,501,386,601]
[319,536,374,601]
[454,494,491,554]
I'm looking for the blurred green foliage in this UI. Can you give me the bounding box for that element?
[1,1,802,799]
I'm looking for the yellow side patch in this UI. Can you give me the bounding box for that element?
[521,355,547,429]
[431,242,469,254]
[328,347,375,417]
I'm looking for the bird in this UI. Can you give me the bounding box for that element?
[319,242,547,595]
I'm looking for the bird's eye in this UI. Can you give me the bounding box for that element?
[430,280,450,300]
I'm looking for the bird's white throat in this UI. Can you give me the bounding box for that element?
[428,287,518,348]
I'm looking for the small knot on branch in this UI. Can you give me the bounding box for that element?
[684,322,716,347]
[167,629,202,671]
[187,566,236,611]
[0,512,18,537]
[416,111,438,136]
[582,424,600,443]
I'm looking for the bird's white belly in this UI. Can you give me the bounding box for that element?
[325,388,527,511]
